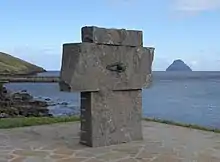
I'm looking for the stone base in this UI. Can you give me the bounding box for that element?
[80,89,143,147]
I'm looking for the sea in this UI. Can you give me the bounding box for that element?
[5,71,220,129]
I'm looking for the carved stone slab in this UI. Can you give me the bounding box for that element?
[59,26,155,148]
[81,26,143,47]
[60,43,154,92]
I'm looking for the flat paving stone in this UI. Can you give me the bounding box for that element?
[0,121,219,161]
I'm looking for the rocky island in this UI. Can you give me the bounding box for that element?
[0,52,46,76]
[166,59,192,71]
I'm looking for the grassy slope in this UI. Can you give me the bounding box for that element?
[1,116,220,134]
[0,116,80,129]
[0,52,46,75]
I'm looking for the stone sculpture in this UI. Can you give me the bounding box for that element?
[60,26,154,147]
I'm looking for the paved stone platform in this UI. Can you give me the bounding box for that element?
[0,121,220,162]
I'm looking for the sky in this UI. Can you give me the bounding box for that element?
[0,0,220,71]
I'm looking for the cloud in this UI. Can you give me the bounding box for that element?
[189,60,198,66]
[152,56,171,71]
[173,0,220,12]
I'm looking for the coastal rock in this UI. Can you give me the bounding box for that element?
[166,59,192,71]
[59,102,68,106]
[44,98,51,101]
[12,92,33,101]
[0,86,52,118]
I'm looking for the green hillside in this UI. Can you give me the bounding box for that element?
[0,52,46,75]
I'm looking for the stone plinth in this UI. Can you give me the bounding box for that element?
[80,89,142,147]
[60,43,153,92]
[81,26,143,47]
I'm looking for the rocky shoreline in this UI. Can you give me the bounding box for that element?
[0,83,52,118]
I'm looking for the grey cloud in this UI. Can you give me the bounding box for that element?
[173,0,220,12]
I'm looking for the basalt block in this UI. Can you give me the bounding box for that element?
[60,43,154,92]
[80,89,143,147]
[81,26,143,47]
[59,26,155,148]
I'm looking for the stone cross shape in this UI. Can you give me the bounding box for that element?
[60,26,154,147]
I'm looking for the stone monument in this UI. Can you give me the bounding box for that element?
[59,26,154,147]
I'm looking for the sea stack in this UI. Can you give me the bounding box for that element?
[166,59,192,71]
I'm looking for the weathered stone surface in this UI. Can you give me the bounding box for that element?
[80,90,143,147]
[60,26,154,148]
[81,26,143,46]
[60,43,154,92]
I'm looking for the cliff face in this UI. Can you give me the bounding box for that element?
[0,52,46,75]
[166,59,192,71]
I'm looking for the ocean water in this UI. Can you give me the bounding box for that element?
[5,71,220,129]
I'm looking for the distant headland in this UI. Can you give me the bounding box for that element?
[0,52,46,76]
[166,59,192,72]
